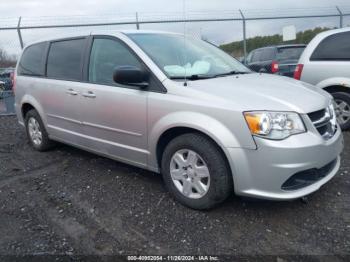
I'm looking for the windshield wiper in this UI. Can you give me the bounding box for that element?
[213,71,250,78]
[169,71,251,81]
[169,74,213,81]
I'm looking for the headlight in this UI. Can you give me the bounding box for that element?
[244,111,306,140]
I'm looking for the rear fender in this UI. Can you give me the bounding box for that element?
[19,94,47,126]
[317,78,350,90]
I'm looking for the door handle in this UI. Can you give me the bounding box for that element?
[82,91,96,98]
[66,89,78,96]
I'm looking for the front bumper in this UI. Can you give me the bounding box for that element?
[227,126,344,200]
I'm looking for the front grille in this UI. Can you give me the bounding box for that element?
[307,107,337,140]
[308,109,326,122]
[281,158,337,191]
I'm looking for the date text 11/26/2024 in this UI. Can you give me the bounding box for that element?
[127,255,219,261]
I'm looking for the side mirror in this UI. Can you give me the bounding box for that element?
[113,66,150,88]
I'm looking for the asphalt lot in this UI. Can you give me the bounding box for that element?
[0,115,349,260]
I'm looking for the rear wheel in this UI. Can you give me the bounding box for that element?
[161,133,233,210]
[332,92,350,130]
[25,109,55,151]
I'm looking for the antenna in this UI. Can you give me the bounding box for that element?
[183,0,188,87]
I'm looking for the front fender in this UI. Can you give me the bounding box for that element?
[148,111,256,170]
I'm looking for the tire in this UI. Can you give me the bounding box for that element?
[332,92,350,130]
[25,109,55,151]
[161,133,233,210]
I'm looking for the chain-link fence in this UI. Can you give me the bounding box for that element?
[0,6,350,115]
[1,6,350,56]
[0,91,15,115]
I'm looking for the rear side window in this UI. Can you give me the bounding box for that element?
[310,32,350,61]
[277,47,305,61]
[18,42,46,76]
[260,48,275,61]
[47,38,86,81]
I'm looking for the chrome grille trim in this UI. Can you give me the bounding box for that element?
[308,107,336,140]
[313,113,331,127]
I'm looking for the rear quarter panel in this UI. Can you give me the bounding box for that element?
[301,61,350,86]
[14,75,47,126]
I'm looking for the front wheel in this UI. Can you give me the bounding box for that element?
[332,92,350,130]
[161,133,233,210]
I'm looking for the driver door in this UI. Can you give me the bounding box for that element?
[79,36,149,168]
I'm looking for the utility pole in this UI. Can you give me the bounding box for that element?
[239,10,247,62]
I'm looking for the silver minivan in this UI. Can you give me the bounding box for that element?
[14,31,343,209]
[295,27,350,130]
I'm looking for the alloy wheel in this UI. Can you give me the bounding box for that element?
[28,117,43,146]
[335,99,350,125]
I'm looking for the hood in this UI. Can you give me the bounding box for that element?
[179,73,331,113]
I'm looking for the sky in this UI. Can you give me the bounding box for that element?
[0,0,349,17]
[0,0,350,55]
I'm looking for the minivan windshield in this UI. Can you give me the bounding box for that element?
[128,33,251,80]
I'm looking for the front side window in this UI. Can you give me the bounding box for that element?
[310,32,350,61]
[251,50,262,63]
[47,38,85,81]
[128,33,250,79]
[88,38,142,86]
[18,42,46,76]
[245,52,253,63]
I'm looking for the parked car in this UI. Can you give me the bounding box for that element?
[14,32,343,209]
[0,69,15,108]
[0,68,14,91]
[0,80,6,99]
[245,44,306,77]
[294,27,350,130]
[0,80,5,92]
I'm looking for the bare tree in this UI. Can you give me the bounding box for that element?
[0,47,16,68]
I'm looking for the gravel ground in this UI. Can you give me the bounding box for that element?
[0,115,349,261]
